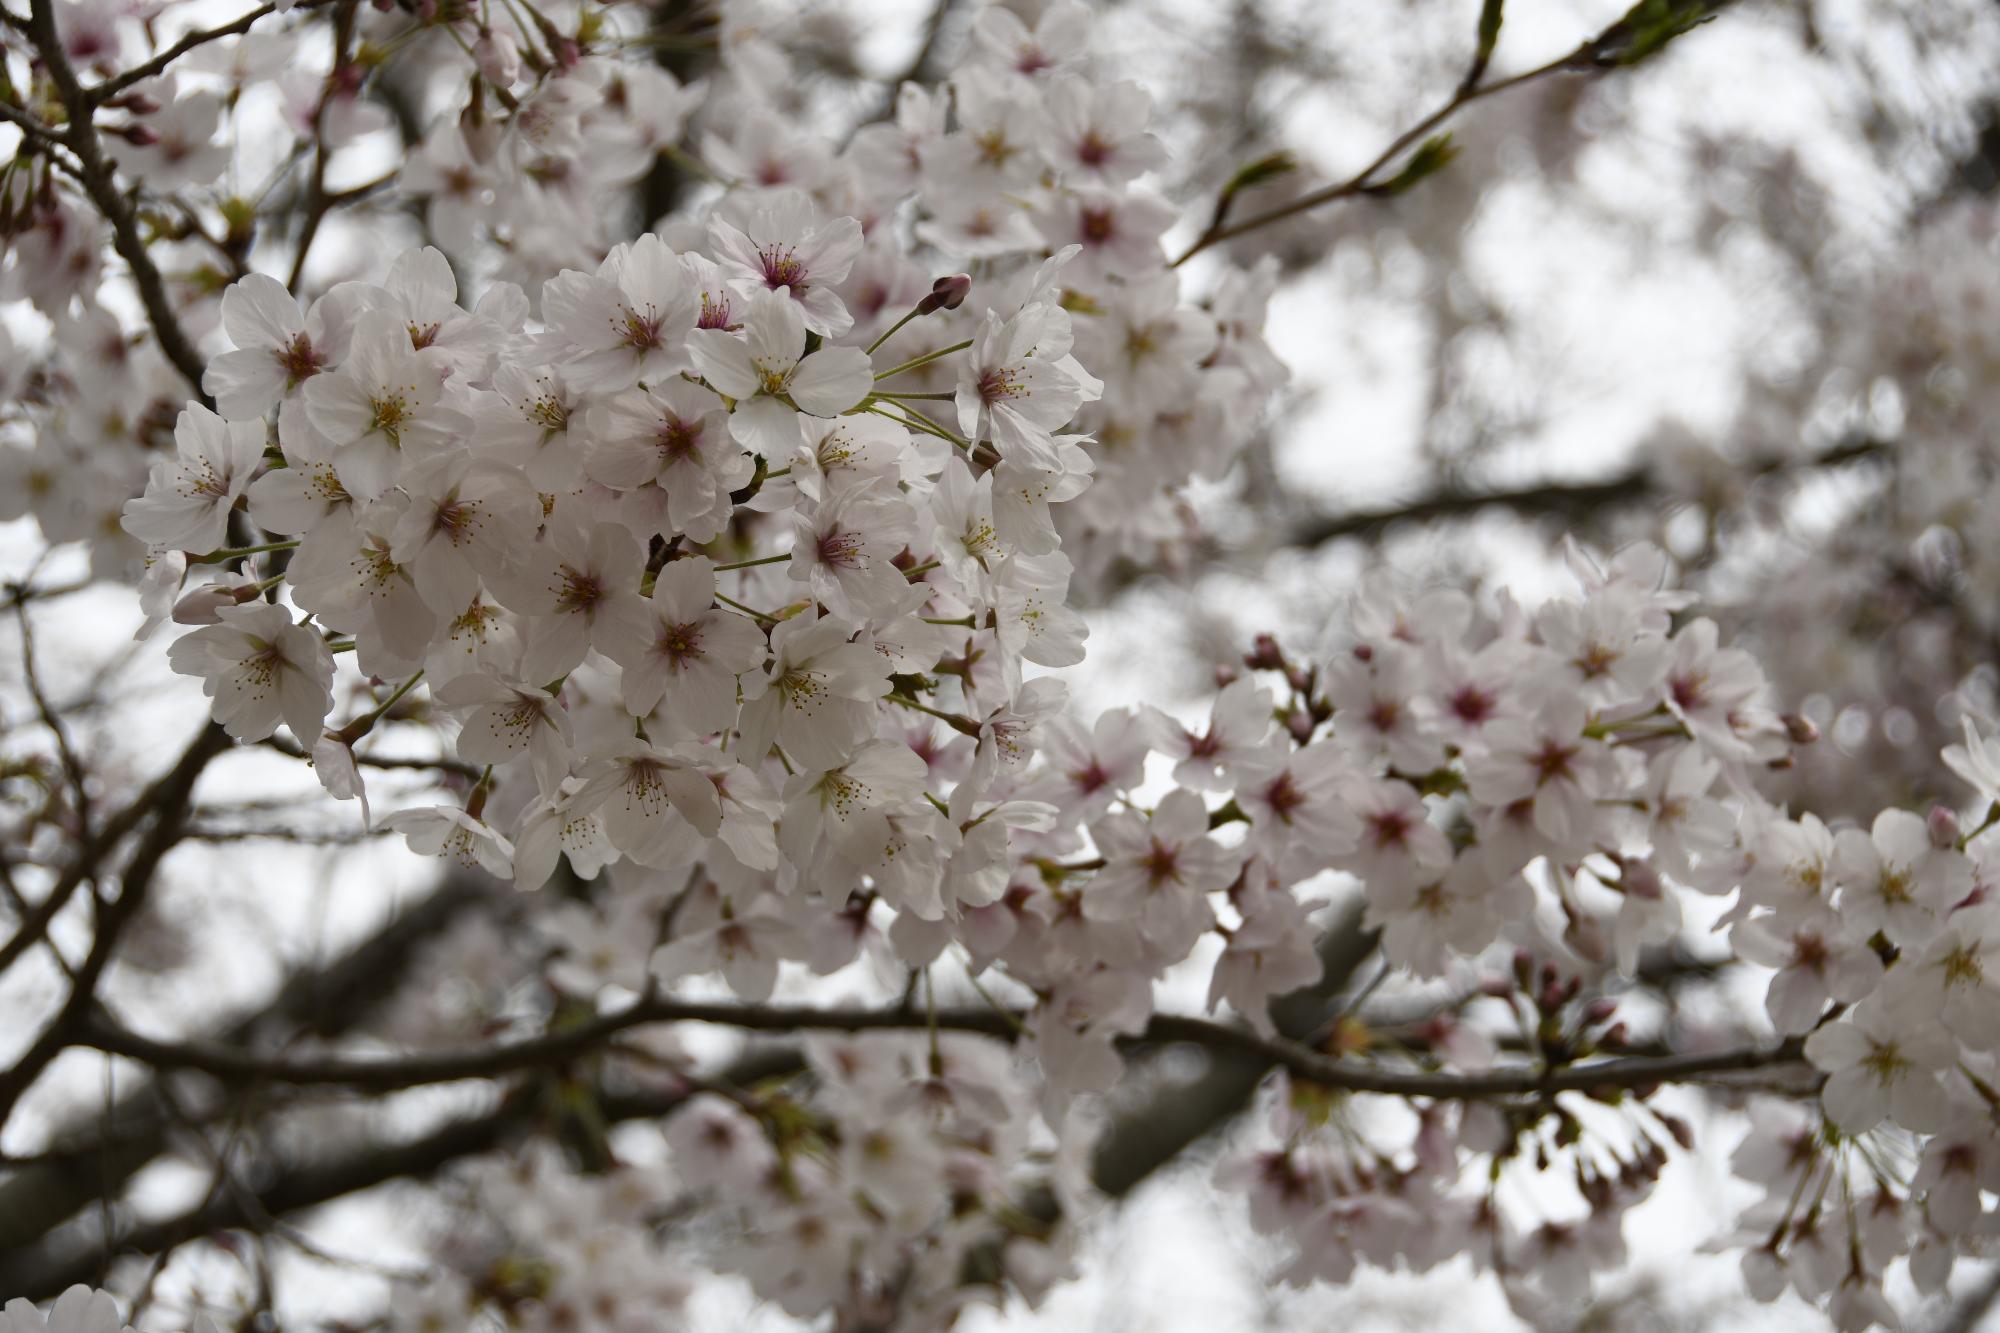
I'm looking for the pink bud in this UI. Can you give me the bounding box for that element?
[1929,805,1961,849]
[1244,633,1285,672]
[474,32,520,86]
[918,273,972,314]
[118,123,160,147]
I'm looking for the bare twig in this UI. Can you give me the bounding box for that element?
[1171,2,1739,267]
[0,723,229,1132]
[1286,437,1885,551]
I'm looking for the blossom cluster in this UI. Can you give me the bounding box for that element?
[7,0,2000,1328]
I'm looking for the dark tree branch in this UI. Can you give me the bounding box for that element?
[84,2,328,105]
[26,0,212,398]
[0,724,229,1134]
[0,723,230,984]
[0,872,497,1254]
[0,1047,802,1300]
[1285,437,1886,551]
[1090,907,1381,1198]
[78,963,1807,1103]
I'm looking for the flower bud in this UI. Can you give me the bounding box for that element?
[1928,804,1961,848]
[1244,633,1285,672]
[918,273,972,315]
[115,123,161,147]
[172,578,259,625]
[474,31,521,86]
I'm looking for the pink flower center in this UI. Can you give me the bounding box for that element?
[978,367,1025,405]
[277,333,325,386]
[1530,739,1578,785]
[759,244,810,291]
[656,414,703,462]
[1367,807,1412,850]
[620,306,664,352]
[1450,685,1496,725]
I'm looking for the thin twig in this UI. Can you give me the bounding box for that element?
[1170,4,1739,267]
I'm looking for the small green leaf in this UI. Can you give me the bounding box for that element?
[1595,0,1725,67]
[1225,150,1298,195]
[1473,0,1505,73]
[1207,151,1299,233]
[1367,134,1459,197]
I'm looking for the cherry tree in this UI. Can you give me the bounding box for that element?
[4,0,2000,1329]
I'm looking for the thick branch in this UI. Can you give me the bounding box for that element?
[0,871,497,1254]
[77,987,1808,1103]
[1089,907,1379,1197]
[0,1047,801,1301]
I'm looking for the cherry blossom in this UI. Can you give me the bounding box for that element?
[119,405,266,554]
[166,601,334,743]
[14,2,1996,1328]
